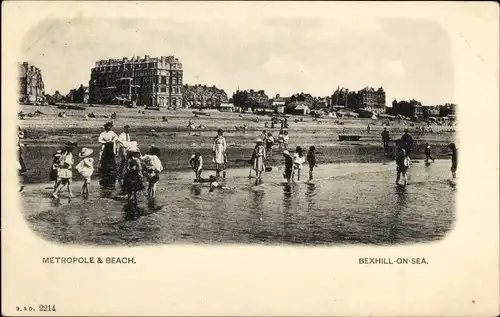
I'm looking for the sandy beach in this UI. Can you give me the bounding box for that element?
[18,104,456,184]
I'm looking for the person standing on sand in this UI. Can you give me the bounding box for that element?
[381,127,390,151]
[424,143,435,163]
[98,122,118,163]
[49,150,63,190]
[449,143,458,178]
[283,131,290,150]
[277,130,284,151]
[251,139,266,180]
[52,141,77,199]
[212,129,227,178]
[99,122,119,188]
[75,148,94,197]
[395,141,409,187]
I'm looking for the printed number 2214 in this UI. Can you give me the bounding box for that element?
[39,305,56,312]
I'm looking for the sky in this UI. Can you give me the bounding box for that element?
[20,17,455,105]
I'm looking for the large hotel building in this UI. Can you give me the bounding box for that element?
[19,62,45,103]
[89,55,183,107]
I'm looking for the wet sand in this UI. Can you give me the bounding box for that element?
[21,160,456,246]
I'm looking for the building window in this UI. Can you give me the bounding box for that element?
[172,78,176,85]
[161,87,167,92]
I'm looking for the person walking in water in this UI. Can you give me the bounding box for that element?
[117,125,131,186]
[424,143,435,163]
[292,146,306,181]
[395,141,409,187]
[449,143,458,178]
[283,131,290,150]
[98,121,118,163]
[212,129,227,178]
[141,146,163,199]
[282,150,294,183]
[277,130,284,151]
[400,128,414,164]
[52,141,77,199]
[381,127,390,151]
[189,152,203,180]
[75,147,94,198]
[306,146,317,181]
[251,139,266,180]
[265,132,275,156]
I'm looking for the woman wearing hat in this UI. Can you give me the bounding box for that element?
[75,147,94,197]
[99,122,118,188]
[52,141,77,199]
[212,128,227,178]
[251,139,266,180]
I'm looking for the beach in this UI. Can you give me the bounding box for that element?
[18,104,456,184]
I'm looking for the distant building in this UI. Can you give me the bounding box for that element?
[288,101,311,115]
[271,94,287,108]
[19,62,45,103]
[183,84,228,109]
[357,86,386,114]
[89,55,183,107]
[218,102,234,112]
[331,87,349,107]
[248,89,269,107]
[392,99,423,119]
[67,85,89,103]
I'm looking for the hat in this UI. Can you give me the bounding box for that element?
[65,141,77,147]
[124,125,130,129]
[126,141,140,153]
[404,128,409,133]
[283,150,291,156]
[104,121,113,128]
[217,128,224,134]
[79,147,94,158]
[255,138,263,143]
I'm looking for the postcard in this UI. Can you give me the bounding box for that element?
[2,1,499,316]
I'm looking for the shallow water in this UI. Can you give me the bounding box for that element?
[22,160,456,246]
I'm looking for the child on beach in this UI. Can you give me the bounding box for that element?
[251,139,266,180]
[283,131,290,150]
[424,143,435,163]
[292,146,306,181]
[395,141,409,186]
[141,145,163,199]
[122,143,145,202]
[266,132,275,156]
[208,175,236,192]
[449,143,458,179]
[306,146,318,181]
[75,148,94,197]
[49,149,63,190]
[52,141,77,199]
[282,150,294,183]
[277,130,284,151]
[189,152,203,179]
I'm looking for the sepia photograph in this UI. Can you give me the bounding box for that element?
[18,14,459,246]
[3,1,499,316]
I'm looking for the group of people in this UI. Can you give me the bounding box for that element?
[392,128,458,187]
[17,120,459,198]
[45,121,164,202]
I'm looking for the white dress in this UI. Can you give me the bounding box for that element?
[212,136,227,164]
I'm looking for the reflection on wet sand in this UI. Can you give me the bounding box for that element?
[22,161,456,245]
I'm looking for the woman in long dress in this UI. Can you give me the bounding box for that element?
[212,128,227,178]
[251,139,266,180]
